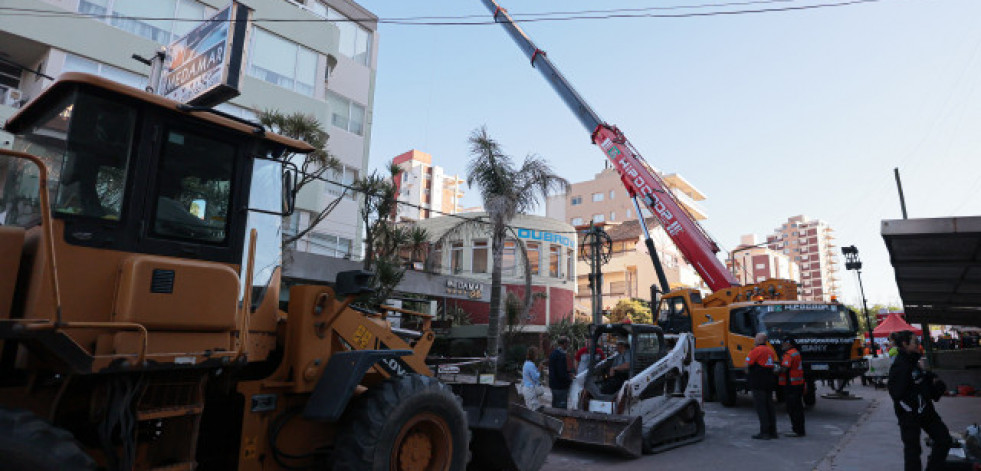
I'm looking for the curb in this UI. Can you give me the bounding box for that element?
[812,397,880,471]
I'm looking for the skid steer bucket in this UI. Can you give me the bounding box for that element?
[541,408,644,458]
[451,383,563,471]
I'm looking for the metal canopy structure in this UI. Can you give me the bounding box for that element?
[882,216,981,327]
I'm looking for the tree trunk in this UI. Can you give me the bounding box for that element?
[487,230,506,373]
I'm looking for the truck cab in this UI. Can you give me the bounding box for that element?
[657,285,867,406]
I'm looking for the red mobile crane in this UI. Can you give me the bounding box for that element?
[482,0,738,293]
[485,1,868,408]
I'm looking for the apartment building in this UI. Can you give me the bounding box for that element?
[0,0,377,259]
[546,166,708,227]
[392,150,466,222]
[729,234,801,285]
[575,218,704,311]
[765,215,839,301]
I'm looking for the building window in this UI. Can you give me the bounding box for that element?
[755,263,765,269]
[626,208,632,218]
[609,190,615,199]
[571,217,583,226]
[63,54,147,90]
[502,239,517,276]
[592,192,604,202]
[327,9,372,66]
[549,245,560,277]
[472,240,488,274]
[526,242,541,276]
[327,92,366,135]
[567,248,574,281]
[249,28,318,96]
[593,214,605,223]
[641,207,652,218]
[78,0,210,45]
[326,165,359,200]
[610,211,615,221]
[309,232,352,258]
[571,196,582,206]
[451,242,464,274]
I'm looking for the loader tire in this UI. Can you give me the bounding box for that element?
[333,374,469,471]
[0,407,95,471]
[713,362,736,407]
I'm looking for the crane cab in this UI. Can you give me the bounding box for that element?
[0,72,311,373]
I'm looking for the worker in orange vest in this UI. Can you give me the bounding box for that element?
[778,336,806,437]
[746,333,779,439]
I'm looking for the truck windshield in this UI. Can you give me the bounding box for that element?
[755,304,855,335]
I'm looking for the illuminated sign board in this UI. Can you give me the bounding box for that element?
[161,1,251,107]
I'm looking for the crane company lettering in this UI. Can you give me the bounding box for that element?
[446,280,483,299]
[600,137,684,237]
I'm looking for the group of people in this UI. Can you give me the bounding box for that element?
[748,330,952,471]
[745,333,807,439]
[521,336,628,411]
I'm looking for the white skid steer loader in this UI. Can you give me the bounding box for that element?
[543,324,705,457]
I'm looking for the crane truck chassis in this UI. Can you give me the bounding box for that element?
[0,73,561,470]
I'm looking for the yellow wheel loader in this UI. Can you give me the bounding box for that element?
[0,73,559,471]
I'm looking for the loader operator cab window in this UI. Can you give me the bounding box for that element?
[150,130,235,244]
[658,297,691,333]
[13,90,136,222]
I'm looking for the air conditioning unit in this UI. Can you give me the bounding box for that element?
[4,88,23,108]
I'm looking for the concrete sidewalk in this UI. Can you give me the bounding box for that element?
[815,384,980,470]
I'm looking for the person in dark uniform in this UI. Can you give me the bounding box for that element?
[746,333,778,440]
[888,330,951,471]
[548,336,573,408]
[777,336,806,437]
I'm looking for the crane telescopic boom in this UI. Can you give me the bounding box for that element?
[482,0,739,291]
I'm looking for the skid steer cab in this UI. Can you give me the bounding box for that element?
[0,73,561,471]
[542,324,705,457]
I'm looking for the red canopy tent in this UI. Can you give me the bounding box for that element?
[867,313,922,338]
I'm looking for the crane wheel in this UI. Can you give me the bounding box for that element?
[333,374,469,471]
[713,362,736,407]
[0,407,95,471]
[803,381,817,407]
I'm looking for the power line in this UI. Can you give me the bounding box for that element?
[0,0,887,26]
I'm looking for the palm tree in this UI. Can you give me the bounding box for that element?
[257,110,342,250]
[465,126,569,371]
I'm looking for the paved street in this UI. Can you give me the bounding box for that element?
[542,382,876,471]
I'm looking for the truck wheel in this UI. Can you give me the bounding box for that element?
[804,381,817,407]
[713,362,736,407]
[701,362,715,402]
[0,407,95,471]
[333,374,469,471]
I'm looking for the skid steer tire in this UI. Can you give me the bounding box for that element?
[333,374,470,471]
[0,407,95,471]
[713,362,736,407]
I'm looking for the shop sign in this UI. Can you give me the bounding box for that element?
[446,279,483,299]
[516,228,574,248]
[161,1,252,106]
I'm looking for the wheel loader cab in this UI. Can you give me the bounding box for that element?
[0,73,310,371]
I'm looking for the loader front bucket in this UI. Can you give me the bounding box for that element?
[541,408,644,458]
[451,383,563,471]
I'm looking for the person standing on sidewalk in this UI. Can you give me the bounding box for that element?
[888,330,951,471]
[747,333,779,440]
[777,336,806,437]
[548,337,573,408]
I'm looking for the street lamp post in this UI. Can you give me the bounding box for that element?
[841,245,874,354]
[730,240,775,285]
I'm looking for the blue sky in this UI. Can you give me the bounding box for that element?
[355,0,981,308]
